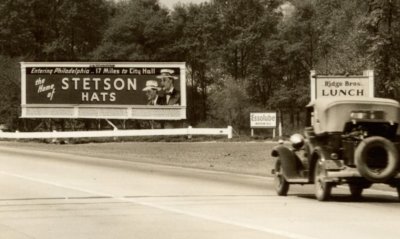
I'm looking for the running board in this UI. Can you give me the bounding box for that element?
[286,178,310,184]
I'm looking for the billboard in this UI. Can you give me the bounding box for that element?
[250,112,277,129]
[21,62,186,119]
[310,70,374,101]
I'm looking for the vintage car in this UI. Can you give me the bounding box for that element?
[271,97,400,201]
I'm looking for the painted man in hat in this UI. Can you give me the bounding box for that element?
[157,69,180,105]
[142,80,161,105]
[142,80,163,129]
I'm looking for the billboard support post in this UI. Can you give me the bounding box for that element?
[105,119,118,131]
[187,126,192,139]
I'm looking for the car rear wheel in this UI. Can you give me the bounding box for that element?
[274,159,289,196]
[314,159,332,201]
[349,185,363,199]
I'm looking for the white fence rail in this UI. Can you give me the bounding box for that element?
[0,126,233,139]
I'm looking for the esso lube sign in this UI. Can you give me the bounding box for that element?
[250,112,276,128]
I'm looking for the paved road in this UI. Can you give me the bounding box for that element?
[0,145,399,239]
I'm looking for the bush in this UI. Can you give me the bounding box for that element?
[207,78,249,131]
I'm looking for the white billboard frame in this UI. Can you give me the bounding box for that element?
[21,62,187,120]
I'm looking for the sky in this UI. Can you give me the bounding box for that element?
[158,0,210,9]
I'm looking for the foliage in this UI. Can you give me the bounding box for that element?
[92,0,172,61]
[169,2,221,122]
[208,77,251,131]
[0,0,110,60]
[0,56,20,128]
[1,0,400,134]
[357,0,400,100]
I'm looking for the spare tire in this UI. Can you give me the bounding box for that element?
[355,136,399,183]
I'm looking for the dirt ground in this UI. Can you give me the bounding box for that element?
[0,140,277,177]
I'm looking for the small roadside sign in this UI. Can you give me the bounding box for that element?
[250,112,277,129]
[250,112,277,138]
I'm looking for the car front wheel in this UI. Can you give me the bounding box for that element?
[314,158,332,201]
[274,159,289,196]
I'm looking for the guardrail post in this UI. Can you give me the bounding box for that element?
[227,126,233,139]
[51,130,58,144]
[187,126,192,139]
[15,130,20,141]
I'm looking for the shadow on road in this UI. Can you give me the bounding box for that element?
[296,194,400,203]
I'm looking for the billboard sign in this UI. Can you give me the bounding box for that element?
[250,112,277,129]
[310,70,374,100]
[21,62,186,119]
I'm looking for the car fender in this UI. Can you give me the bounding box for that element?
[309,146,330,182]
[271,145,301,179]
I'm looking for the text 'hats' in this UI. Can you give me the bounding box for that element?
[142,80,160,91]
[156,69,179,80]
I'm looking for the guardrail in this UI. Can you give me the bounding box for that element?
[0,126,233,139]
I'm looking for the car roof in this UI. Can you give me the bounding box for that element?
[307,97,400,134]
[307,97,400,109]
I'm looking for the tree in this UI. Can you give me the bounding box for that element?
[92,0,172,61]
[0,0,111,130]
[258,0,316,130]
[213,0,280,82]
[0,56,20,128]
[358,0,400,99]
[45,0,111,60]
[0,0,110,60]
[311,0,368,74]
[170,2,221,123]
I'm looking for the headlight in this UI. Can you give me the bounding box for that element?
[289,133,304,149]
[330,153,339,160]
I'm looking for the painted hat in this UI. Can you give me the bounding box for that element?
[156,69,179,80]
[142,80,160,91]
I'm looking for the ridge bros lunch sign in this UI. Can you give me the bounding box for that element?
[310,70,374,100]
[21,62,186,119]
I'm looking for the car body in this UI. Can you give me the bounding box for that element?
[271,97,400,201]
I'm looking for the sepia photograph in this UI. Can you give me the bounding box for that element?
[1,0,400,238]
